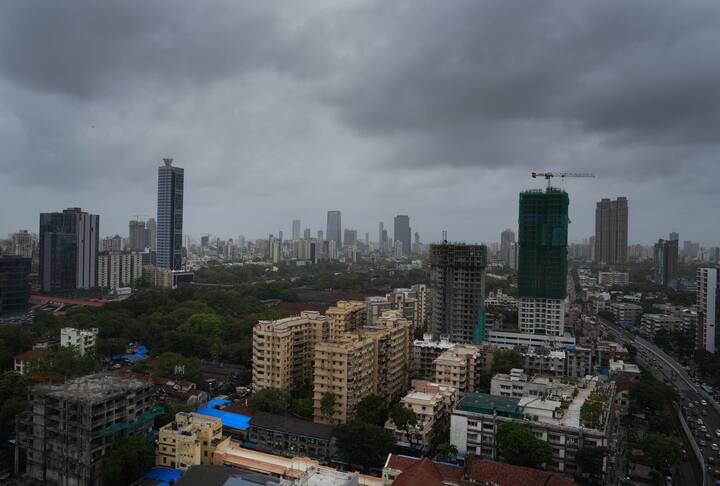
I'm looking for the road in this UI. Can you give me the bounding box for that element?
[598,318,709,486]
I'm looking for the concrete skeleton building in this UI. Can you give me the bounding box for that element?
[429,243,487,343]
[97,251,143,290]
[16,374,159,486]
[156,412,223,469]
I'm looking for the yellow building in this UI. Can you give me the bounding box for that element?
[313,333,378,425]
[252,311,331,392]
[313,310,412,424]
[326,300,366,337]
[156,412,223,469]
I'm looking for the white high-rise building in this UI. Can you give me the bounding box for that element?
[518,298,566,336]
[698,268,719,353]
[292,219,301,240]
[97,252,143,290]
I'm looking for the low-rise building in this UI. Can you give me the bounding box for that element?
[519,347,566,376]
[490,369,576,401]
[60,327,98,356]
[450,378,615,476]
[248,411,334,462]
[608,360,641,381]
[598,272,629,288]
[384,380,458,454]
[156,412,223,469]
[411,334,454,380]
[434,344,491,394]
[640,313,685,335]
[382,455,464,486]
[609,302,642,322]
[13,349,50,375]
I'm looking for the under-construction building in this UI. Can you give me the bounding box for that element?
[15,373,159,486]
[517,188,569,336]
[429,243,487,344]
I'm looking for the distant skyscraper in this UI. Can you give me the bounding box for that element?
[500,229,516,265]
[40,208,99,292]
[669,232,679,241]
[394,215,411,256]
[292,220,301,240]
[343,229,357,247]
[146,218,157,252]
[379,222,385,245]
[697,268,719,353]
[0,256,31,316]
[429,243,487,343]
[517,188,569,336]
[326,211,341,248]
[654,239,679,287]
[318,230,324,241]
[594,197,628,266]
[303,228,311,240]
[414,232,420,244]
[201,235,210,248]
[128,220,147,251]
[156,158,184,270]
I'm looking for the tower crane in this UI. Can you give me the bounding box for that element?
[531,172,595,188]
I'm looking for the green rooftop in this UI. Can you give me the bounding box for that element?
[457,393,524,418]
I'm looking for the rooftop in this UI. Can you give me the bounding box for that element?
[250,412,333,440]
[456,393,523,417]
[469,459,576,486]
[384,455,464,486]
[32,373,150,401]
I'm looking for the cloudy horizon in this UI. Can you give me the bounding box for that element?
[1,0,719,246]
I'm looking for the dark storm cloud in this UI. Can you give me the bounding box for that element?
[0,0,718,245]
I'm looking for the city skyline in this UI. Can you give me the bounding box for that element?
[1,1,720,245]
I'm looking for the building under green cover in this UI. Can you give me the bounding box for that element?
[517,188,569,300]
[456,392,524,418]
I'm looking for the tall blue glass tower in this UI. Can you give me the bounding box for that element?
[156,158,184,270]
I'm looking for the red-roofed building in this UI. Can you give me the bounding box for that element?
[468,459,577,486]
[14,350,51,375]
[383,454,464,485]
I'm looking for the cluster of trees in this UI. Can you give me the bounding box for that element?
[693,350,720,387]
[251,387,314,419]
[654,327,695,362]
[496,422,552,468]
[102,436,155,486]
[491,349,524,375]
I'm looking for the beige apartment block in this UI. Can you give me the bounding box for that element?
[252,311,331,392]
[313,333,378,425]
[156,412,223,469]
[385,380,458,453]
[326,300,367,337]
[367,310,412,405]
[434,344,488,394]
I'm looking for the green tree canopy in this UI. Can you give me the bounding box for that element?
[435,442,458,462]
[333,421,394,468]
[491,349,524,375]
[102,436,155,486]
[629,377,676,413]
[152,352,202,383]
[353,393,388,426]
[641,433,681,475]
[576,446,607,480]
[252,388,293,415]
[389,403,418,443]
[321,392,337,421]
[497,422,552,468]
[0,372,30,442]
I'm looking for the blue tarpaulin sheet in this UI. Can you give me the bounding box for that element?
[196,398,249,430]
[145,467,182,486]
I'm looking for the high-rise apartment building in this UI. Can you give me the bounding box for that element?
[394,215,411,256]
[594,197,628,266]
[517,188,568,336]
[654,239,679,287]
[128,220,148,251]
[251,311,331,392]
[500,229,515,265]
[97,251,144,290]
[11,230,34,258]
[343,229,357,247]
[669,232,679,241]
[156,158,184,270]
[365,311,412,405]
[292,219,301,240]
[429,243,487,344]
[39,208,99,292]
[326,300,367,337]
[697,268,719,353]
[326,211,342,248]
[146,218,157,251]
[0,256,31,316]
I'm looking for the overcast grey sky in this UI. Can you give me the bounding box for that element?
[1,0,719,245]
